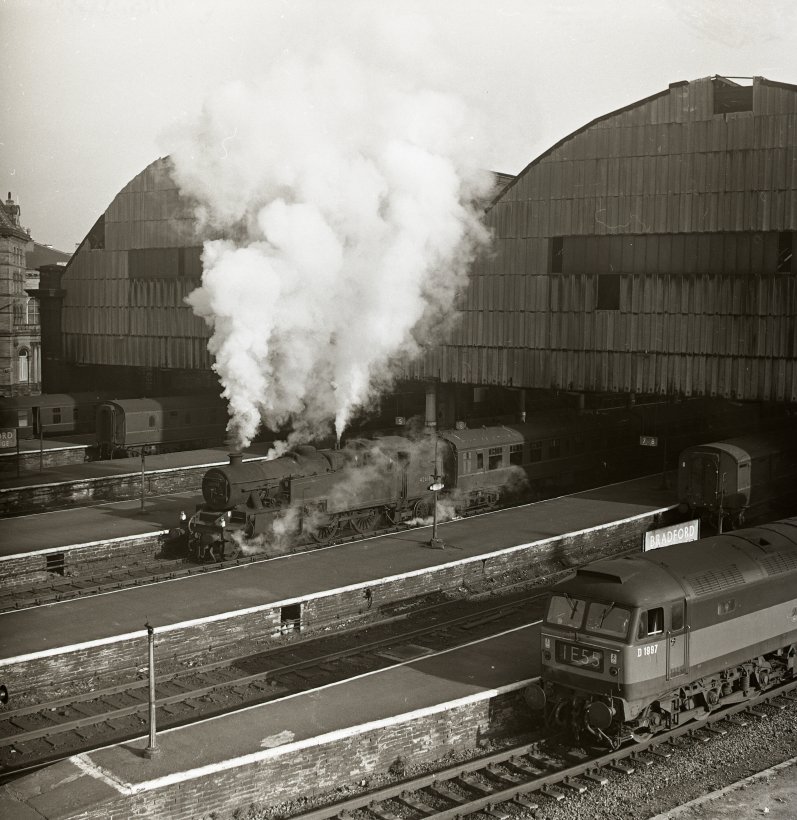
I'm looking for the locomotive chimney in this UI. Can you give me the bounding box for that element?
[229,452,243,466]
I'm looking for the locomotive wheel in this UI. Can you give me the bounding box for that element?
[310,515,340,543]
[352,508,380,534]
[413,498,434,519]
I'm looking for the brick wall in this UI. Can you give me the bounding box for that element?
[0,533,166,591]
[0,464,208,516]
[0,444,89,476]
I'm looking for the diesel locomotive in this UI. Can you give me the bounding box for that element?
[525,517,797,748]
[176,412,642,562]
[677,430,797,530]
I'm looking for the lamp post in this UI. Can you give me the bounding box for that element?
[428,476,445,550]
[144,622,160,759]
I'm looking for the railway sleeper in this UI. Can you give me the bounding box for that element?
[454,772,491,795]
[394,794,435,816]
[426,783,465,805]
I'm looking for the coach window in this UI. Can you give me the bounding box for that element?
[509,444,523,466]
[548,438,561,459]
[573,435,585,454]
[463,452,472,475]
[717,598,736,616]
[637,607,664,638]
[149,415,156,428]
[530,441,542,462]
[488,447,503,470]
[476,451,484,470]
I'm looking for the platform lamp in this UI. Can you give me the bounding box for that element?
[144,621,160,759]
[427,475,445,550]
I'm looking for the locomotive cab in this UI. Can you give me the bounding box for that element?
[529,559,690,745]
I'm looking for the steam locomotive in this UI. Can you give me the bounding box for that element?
[525,517,797,748]
[677,430,797,530]
[175,412,641,562]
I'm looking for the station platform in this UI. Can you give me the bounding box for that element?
[0,473,676,671]
[0,623,541,820]
[0,441,273,530]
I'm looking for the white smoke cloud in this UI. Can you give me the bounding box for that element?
[169,46,491,449]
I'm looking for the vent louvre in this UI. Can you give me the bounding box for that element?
[685,564,745,596]
[760,552,797,577]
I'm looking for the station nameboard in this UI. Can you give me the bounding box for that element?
[0,428,17,449]
[644,519,700,552]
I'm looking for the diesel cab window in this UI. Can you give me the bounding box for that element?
[546,595,586,629]
[637,607,664,638]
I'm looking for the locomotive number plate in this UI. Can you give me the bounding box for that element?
[555,640,604,672]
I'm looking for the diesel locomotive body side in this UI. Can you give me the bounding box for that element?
[529,518,797,746]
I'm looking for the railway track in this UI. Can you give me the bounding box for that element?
[286,680,797,820]
[0,591,548,777]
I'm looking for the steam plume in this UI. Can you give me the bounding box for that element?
[170,48,490,448]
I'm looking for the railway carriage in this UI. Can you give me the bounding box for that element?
[677,431,797,529]
[95,395,229,459]
[0,393,106,438]
[526,518,797,747]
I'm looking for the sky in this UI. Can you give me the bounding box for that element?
[1,0,796,253]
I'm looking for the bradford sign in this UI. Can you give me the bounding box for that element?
[644,519,700,552]
[0,428,17,449]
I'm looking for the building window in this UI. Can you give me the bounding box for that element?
[529,441,542,463]
[550,236,564,274]
[547,438,561,459]
[713,79,753,115]
[26,297,39,325]
[476,451,484,470]
[52,408,62,424]
[596,274,621,310]
[18,348,29,382]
